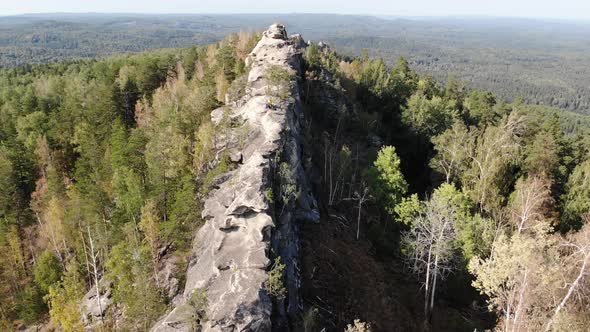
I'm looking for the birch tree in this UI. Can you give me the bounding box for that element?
[402,187,457,328]
[544,221,590,332]
[469,224,550,332]
[139,200,161,287]
[430,120,473,184]
[462,112,523,214]
[508,175,554,234]
[353,185,371,240]
[86,226,104,325]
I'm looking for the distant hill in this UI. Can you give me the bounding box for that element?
[2,13,590,113]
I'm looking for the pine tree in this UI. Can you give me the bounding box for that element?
[366,146,408,214]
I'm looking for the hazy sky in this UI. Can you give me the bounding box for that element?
[2,0,590,20]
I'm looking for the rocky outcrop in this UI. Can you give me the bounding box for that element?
[81,279,112,328]
[151,24,318,332]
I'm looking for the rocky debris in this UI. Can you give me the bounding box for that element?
[158,254,181,300]
[307,40,331,52]
[151,24,319,332]
[368,133,383,147]
[21,323,51,332]
[317,41,330,51]
[291,34,306,49]
[81,279,113,327]
[229,151,243,163]
[210,106,225,125]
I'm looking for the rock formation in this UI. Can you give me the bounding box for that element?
[151,24,318,332]
[81,279,112,328]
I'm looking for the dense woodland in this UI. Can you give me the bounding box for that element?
[300,45,590,331]
[2,14,590,113]
[0,25,589,332]
[0,31,260,330]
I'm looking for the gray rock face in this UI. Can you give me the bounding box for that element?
[151,24,318,332]
[81,279,112,328]
[158,252,182,300]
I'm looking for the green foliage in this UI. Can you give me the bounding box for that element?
[105,228,165,330]
[523,131,560,177]
[45,261,85,332]
[464,91,498,126]
[182,46,199,81]
[394,194,422,226]
[200,154,232,195]
[16,285,46,324]
[430,120,473,184]
[164,175,199,249]
[431,183,471,218]
[33,250,63,295]
[366,146,408,214]
[431,184,494,260]
[457,214,495,261]
[226,75,248,103]
[265,65,293,101]
[0,146,15,219]
[265,257,286,300]
[461,113,522,213]
[304,43,322,69]
[264,188,274,204]
[402,93,458,137]
[193,121,216,174]
[16,111,49,152]
[278,162,299,214]
[561,159,590,230]
[2,15,590,115]
[188,288,208,322]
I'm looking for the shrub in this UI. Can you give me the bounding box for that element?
[264,188,274,204]
[189,288,208,322]
[34,250,63,295]
[278,162,299,215]
[265,65,293,101]
[264,257,286,300]
[345,319,372,332]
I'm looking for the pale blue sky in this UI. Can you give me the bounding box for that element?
[2,0,590,20]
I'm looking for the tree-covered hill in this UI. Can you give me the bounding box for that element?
[2,14,590,113]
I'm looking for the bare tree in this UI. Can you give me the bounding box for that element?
[353,185,371,240]
[508,175,554,234]
[545,221,590,331]
[87,226,104,325]
[403,195,457,328]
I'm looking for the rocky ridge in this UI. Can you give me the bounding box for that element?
[151,24,318,331]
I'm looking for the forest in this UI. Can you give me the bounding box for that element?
[2,14,590,113]
[0,23,589,332]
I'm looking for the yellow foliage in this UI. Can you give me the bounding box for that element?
[46,262,85,332]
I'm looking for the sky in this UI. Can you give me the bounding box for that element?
[1,0,590,20]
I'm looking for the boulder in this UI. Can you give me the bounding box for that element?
[81,279,112,326]
[229,151,243,163]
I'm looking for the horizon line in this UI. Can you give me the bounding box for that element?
[1,12,590,23]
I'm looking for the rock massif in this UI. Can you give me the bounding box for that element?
[152,24,318,332]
